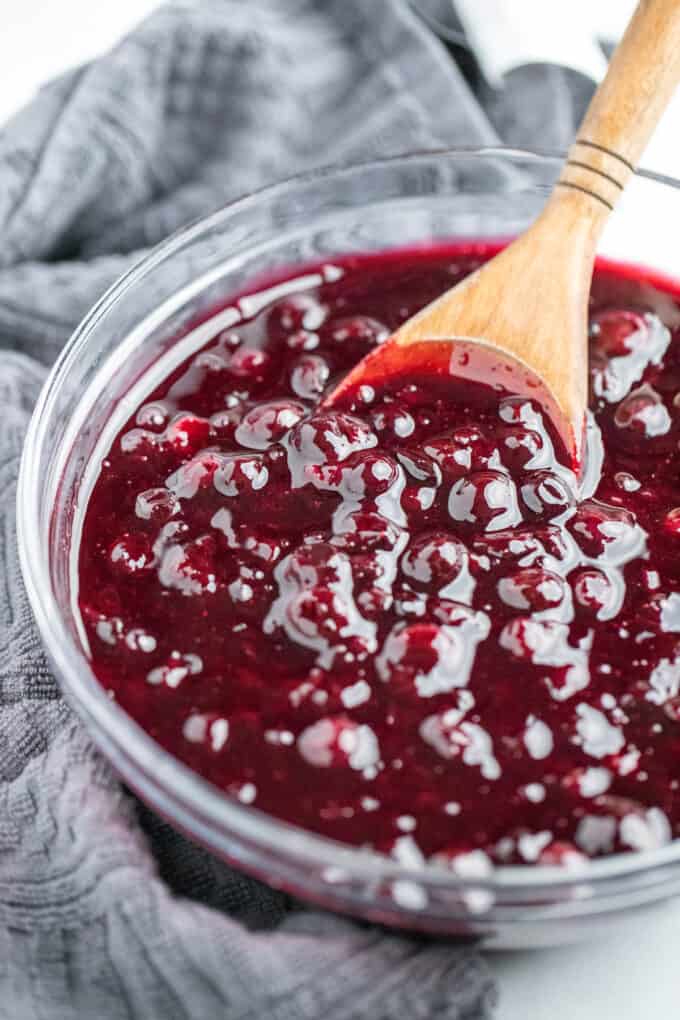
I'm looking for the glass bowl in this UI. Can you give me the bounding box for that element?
[17,148,680,949]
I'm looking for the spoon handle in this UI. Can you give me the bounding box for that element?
[557,0,680,214]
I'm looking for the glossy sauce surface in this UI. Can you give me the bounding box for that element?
[79,244,680,870]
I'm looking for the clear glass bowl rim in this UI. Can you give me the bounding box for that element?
[17,144,680,894]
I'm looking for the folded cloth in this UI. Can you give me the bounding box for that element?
[0,2,592,1017]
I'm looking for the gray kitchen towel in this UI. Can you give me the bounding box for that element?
[0,2,592,1017]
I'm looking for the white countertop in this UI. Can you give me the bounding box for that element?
[3,3,680,1017]
[495,899,680,1019]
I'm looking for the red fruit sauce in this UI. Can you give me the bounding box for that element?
[79,243,680,870]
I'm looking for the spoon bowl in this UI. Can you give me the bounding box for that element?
[326,335,571,461]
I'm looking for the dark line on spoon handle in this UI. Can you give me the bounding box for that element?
[555,180,614,210]
[575,139,635,173]
[565,160,624,190]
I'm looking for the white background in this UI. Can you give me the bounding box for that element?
[2,2,680,1018]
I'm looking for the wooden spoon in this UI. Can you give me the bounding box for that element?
[326,0,680,465]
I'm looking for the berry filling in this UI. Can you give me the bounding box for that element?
[78,243,680,869]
